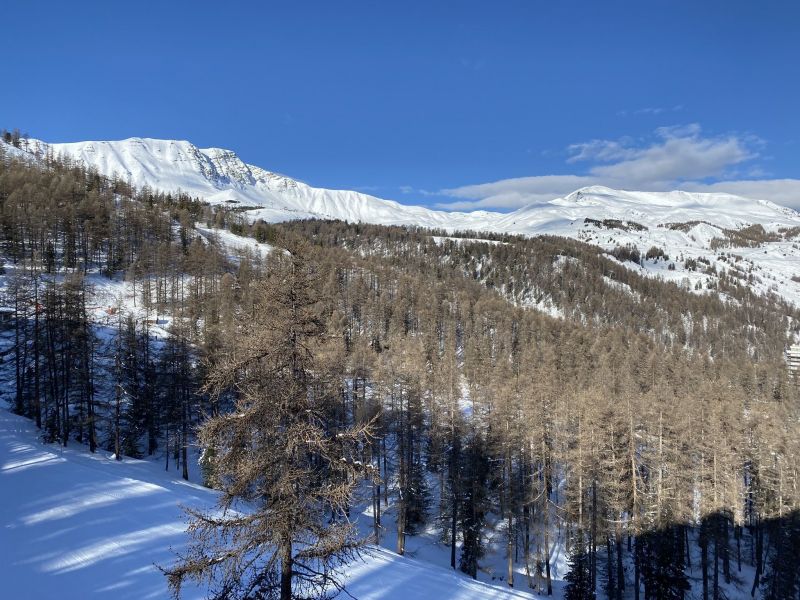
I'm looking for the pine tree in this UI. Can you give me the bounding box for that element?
[639,523,690,600]
[761,512,800,600]
[120,315,145,458]
[459,430,488,579]
[564,531,595,600]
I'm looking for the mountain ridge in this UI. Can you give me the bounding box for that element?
[7,136,799,229]
[10,137,502,230]
[5,135,800,306]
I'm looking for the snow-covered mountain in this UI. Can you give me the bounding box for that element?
[498,185,800,235]
[6,137,800,305]
[12,136,799,234]
[498,186,800,306]
[14,137,500,230]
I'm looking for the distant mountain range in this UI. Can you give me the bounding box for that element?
[5,136,800,305]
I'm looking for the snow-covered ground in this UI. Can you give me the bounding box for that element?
[0,408,541,600]
[195,225,275,262]
[0,409,212,599]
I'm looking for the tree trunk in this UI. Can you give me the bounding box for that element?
[507,510,514,587]
[506,453,514,587]
[616,532,624,600]
[722,514,730,584]
[382,435,389,507]
[114,354,122,461]
[701,524,709,600]
[736,524,741,573]
[397,394,406,556]
[750,520,762,597]
[607,536,616,600]
[634,535,640,600]
[523,503,531,587]
[372,438,381,544]
[450,486,457,569]
[280,539,293,600]
[544,528,552,595]
[34,282,41,429]
[13,287,23,415]
[713,523,719,600]
[181,396,189,481]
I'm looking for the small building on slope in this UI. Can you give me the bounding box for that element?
[788,344,800,376]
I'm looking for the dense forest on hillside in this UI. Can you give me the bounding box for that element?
[1,146,799,599]
[270,219,800,361]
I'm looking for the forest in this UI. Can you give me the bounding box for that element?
[1,144,799,600]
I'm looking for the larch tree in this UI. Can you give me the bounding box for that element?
[164,246,372,600]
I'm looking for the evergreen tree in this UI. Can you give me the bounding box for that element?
[120,315,145,458]
[761,512,800,600]
[640,524,690,600]
[459,431,488,579]
[564,531,595,600]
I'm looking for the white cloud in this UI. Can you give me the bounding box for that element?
[566,137,638,163]
[654,123,701,138]
[400,185,436,196]
[618,105,684,117]
[437,125,800,211]
[438,175,593,210]
[590,130,752,186]
[569,124,752,187]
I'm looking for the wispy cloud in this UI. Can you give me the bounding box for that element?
[440,175,593,210]
[682,179,800,208]
[400,185,436,196]
[435,125,800,210]
[617,104,684,117]
[459,57,487,71]
[566,137,639,163]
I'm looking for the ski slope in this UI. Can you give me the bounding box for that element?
[0,409,538,600]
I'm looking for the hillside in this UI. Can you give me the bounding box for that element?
[8,136,800,307]
[497,186,800,306]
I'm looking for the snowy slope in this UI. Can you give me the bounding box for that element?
[496,186,800,306]
[0,409,538,600]
[14,137,499,230]
[496,185,799,234]
[6,137,800,306]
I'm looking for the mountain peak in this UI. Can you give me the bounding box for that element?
[568,185,620,198]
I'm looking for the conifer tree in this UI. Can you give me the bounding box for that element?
[564,531,595,600]
[164,247,371,600]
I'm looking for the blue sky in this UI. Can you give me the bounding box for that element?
[3,1,800,209]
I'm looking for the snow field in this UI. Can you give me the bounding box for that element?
[0,409,543,600]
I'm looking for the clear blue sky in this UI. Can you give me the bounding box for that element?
[3,1,799,209]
